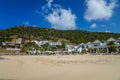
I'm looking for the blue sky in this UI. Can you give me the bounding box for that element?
[0,0,120,33]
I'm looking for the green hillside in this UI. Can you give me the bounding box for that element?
[0,26,120,44]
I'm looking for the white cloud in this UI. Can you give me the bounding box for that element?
[35,10,41,15]
[105,30,111,33]
[84,0,118,21]
[46,8,76,30]
[42,0,56,14]
[91,23,97,28]
[110,22,116,26]
[23,21,29,25]
[42,0,77,30]
[47,0,53,7]
[101,24,106,27]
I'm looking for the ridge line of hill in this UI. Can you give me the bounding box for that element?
[0,26,120,44]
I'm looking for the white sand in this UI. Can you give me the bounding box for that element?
[0,55,120,80]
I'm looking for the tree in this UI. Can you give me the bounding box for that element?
[22,42,39,52]
[42,43,49,51]
[0,26,120,44]
[107,42,117,54]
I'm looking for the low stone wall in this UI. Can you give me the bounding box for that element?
[6,48,21,50]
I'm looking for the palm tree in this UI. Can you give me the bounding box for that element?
[107,42,117,54]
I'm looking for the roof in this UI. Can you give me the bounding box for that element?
[66,45,74,48]
[107,38,116,42]
[93,40,101,44]
[80,43,85,45]
[86,42,91,45]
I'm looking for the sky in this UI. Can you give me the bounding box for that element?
[0,0,120,33]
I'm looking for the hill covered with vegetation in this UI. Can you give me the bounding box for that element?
[0,26,120,44]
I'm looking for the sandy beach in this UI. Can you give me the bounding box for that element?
[0,55,120,80]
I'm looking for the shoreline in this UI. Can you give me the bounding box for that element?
[0,52,120,56]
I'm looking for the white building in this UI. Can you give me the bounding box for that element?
[65,45,75,52]
[32,40,49,47]
[49,40,62,46]
[32,40,62,47]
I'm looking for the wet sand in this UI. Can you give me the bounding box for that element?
[0,55,120,80]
